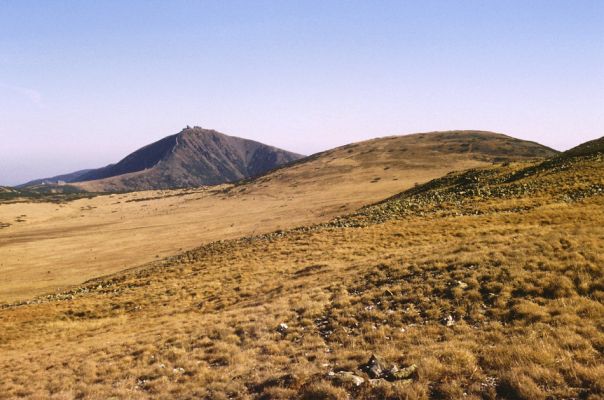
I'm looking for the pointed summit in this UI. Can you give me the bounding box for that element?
[28,128,304,192]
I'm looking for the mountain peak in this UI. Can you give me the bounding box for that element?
[24,128,304,192]
[180,125,211,133]
[178,125,221,136]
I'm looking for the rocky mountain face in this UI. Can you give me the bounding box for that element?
[24,127,304,192]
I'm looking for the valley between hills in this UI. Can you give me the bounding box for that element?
[1,131,602,400]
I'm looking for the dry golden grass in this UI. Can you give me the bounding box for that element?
[0,149,601,399]
[0,131,550,302]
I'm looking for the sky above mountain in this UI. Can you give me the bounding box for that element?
[1,0,603,185]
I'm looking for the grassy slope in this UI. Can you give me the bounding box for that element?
[0,141,601,399]
[0,131,554,302]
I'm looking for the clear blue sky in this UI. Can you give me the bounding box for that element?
[1,1,603,185]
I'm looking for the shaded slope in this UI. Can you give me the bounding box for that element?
[75,135,178,181]
[0,185,89,204]
[27,127,304,192]
[157,128,303,185]
[76,127,304,191]
[18,169,93,187]
[0,187,19,203]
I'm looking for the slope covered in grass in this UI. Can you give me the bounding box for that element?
[1,139,602,399]
[334,135,602,227]
[0,131,557,302]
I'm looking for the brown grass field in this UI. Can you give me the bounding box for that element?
[0,137,601,399]
[0,131,553,302]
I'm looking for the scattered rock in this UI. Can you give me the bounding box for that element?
[359,354,418,382]
[389,364,417,380]
[360,354,388,379]
[276,323,288,333]
[333,371,365,387]
[443,315,455,326]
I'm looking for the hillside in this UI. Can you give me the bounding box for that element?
[0,131,557,302]
[561,135,604,158]
[335,135,603,227]
[0,137,601,399]
[25,127,304,192]
[0,187,19,205]
[19,169,93,187]
[0,184,91,205]
[232,130,557,198]
[0,186,16,194]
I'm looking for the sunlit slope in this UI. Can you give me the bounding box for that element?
[336,135,603,226]
[0,131,556,302]
[233,130,556,195]
[0,137,600,399]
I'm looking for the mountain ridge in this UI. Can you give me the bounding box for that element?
[18,169,94,188]
[22,127,304,192]
[19,129,559,193]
